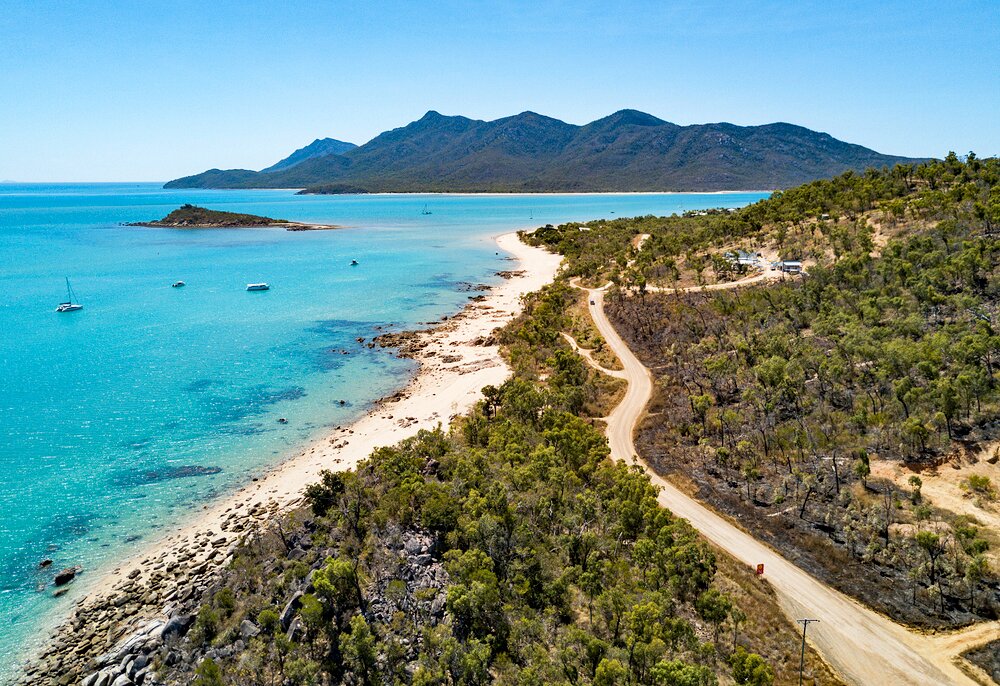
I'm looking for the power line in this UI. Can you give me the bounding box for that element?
[797,618,820,686]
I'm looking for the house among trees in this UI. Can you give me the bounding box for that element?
[725,250,763,268]
[776,259,803,274]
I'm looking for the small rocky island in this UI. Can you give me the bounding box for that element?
[129,204,339,230]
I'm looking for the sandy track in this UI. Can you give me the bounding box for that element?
[560,332,625,380]
[581,284,988,686]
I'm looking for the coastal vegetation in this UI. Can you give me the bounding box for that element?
[35,156,995,684]
[104,274,837,684]
[164,110,923,194]
[529,153,1000,628]
[132,205,338,230]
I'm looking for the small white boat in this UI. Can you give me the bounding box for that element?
[246,283,270,291]
[172,281,186,288]
[56,277,83,312]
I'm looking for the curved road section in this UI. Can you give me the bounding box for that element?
[585,287,981,686]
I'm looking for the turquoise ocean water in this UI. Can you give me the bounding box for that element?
[0,185,767,679]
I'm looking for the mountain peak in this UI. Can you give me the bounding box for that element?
[166,109,927,192]
[261,137,357,174]
[608,109,668,126]
[585,110,671,130]
[405,110,475,131]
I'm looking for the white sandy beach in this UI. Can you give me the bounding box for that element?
[26,232,562,671]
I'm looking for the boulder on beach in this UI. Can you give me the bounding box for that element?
[53,566,81,586]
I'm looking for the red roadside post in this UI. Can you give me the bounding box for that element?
[755,563,764,577]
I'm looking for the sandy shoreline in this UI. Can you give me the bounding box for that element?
[18,232,561,681]
[192,189,773,196]
[302,190,775,197]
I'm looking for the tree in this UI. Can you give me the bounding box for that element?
[303,469,345,516]
[695,589,732,643]
[444,549,506,645]
[193,658,224,686]
[650,659,718,685]
[915,531,945,586]
[853,452,870,489]
[730,647,774,686]
[908,475,922,503]
[313,556,367,621]
[594,658,628,686]
[729,606,747,652]
[691,394,714,434]
[340,615,377,686]
[257,608,280,634]
[965,554,988,613]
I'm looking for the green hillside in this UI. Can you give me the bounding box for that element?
[164,110,925,193]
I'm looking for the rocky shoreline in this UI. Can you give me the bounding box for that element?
[16,319,460,686]
[19,500,275,685]
[128,220,341,231]
[22,504,447,686]
[13,233,563,685]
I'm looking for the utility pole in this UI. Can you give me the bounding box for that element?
[797,619,820,686]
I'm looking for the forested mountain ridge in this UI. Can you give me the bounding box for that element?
[527,153,1000,631]
[260,138,358,173]
[164,109,924,193]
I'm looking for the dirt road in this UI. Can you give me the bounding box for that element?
[583,286,989,686]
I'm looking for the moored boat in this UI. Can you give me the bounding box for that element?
[55,277,83,312]
[246,283,270,291]
[172,281,185,288]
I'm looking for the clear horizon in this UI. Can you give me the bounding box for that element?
[1,0,998,182]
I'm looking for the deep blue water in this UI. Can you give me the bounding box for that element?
[0,184,767,678]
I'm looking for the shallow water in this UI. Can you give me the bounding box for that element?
[0,184,767,678]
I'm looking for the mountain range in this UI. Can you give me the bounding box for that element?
[165,110,924,193]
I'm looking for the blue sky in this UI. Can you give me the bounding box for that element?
[1,0,997,181]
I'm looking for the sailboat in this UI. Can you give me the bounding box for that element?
[421,204,432,215]
[56,277,83,312]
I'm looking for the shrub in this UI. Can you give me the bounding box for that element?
[257,608,280,634]
[191,605,220,645]
[730,646,774,685]
[192,658,224,686]
[963,475,995,499]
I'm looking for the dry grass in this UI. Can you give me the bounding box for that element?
[567,293,623,370]
[713,551,846,685]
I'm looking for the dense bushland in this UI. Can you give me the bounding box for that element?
[526,152,1000,290]
[151,283,838,685]
[546,155,1000,627]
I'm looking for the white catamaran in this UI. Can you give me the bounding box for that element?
[56,277,83,313]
